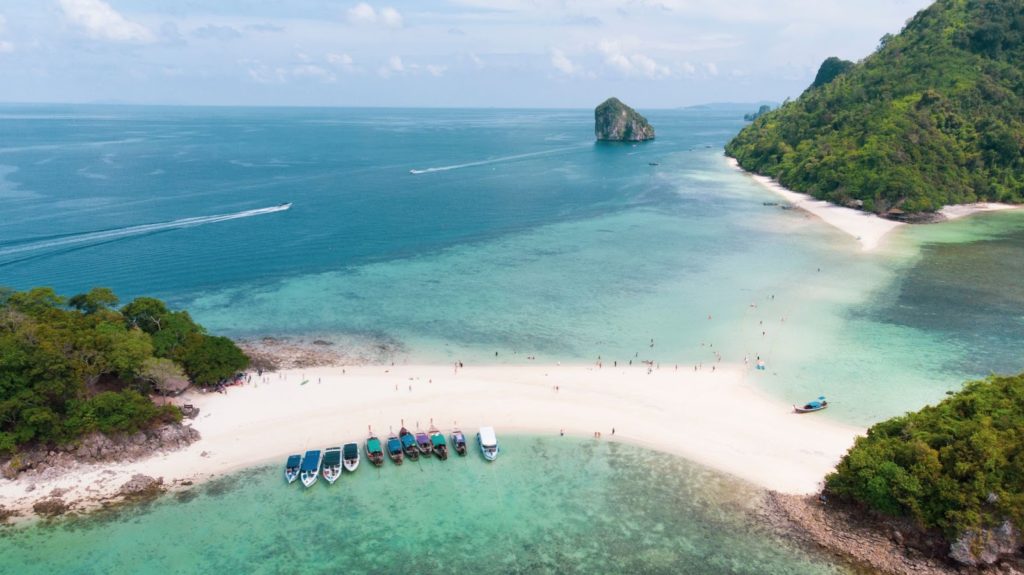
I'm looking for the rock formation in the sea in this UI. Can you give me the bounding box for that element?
[594,97,655,142]
[726,0,1024,213]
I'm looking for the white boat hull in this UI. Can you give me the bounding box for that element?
[343,459,359,472]
[300,471,318,488]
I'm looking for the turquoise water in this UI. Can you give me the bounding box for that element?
[0,436,849,574]
[1,104,1023,571]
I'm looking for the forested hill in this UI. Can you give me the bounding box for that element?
[726,0,1024,214]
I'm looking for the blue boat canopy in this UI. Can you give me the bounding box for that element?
[401,434,416,447]
[343,443,358,458]
[300,450,321,471]
[286,454,301,467]
[387,438,402,452]
[323,448,341,466]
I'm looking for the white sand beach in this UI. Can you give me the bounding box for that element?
[726,157,904,251]
[939,202,1020,221]
[0,362,862,520]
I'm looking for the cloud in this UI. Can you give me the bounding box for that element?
[425,64,447,77]
[380,7,403,28]
[327,52,358,72]
[291,64,336,83]
[192,25,242,41]
[378,55,405,78]
[0,40,12,54]
[704,62,718,76]
[348,3,402,28]
[550,49,577,75]
[58,0,155,43]
[0,15,6,34]
[245,23,284,33]
[598,40,671,78]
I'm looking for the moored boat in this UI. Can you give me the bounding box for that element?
[477,426,499,461]
[321,447,342,484]
[430,427,448,460]
[342,442,360,472]
[366,434,385,467]
[794,396,828,413]
[284,454,301,484]
[386,434,404,465]
[451,429,467,456]
[399,427,420,461]
[300,449,323,488]
[415,430,433,457]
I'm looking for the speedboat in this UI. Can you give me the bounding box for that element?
[366,434,385,467]
[321,447,342,484]
[451,429,467,456]
[299,449,323,488]
[794,396,828,413]
[386,434,404,465]
[342,442,360,472]
[477,427,499,461]
[399,427,419,461]
[284,454,301,484]
[415,431,433,457]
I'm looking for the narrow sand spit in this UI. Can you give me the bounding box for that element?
[0,363,863,520]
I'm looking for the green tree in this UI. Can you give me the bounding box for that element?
[68,287,119,315]
[179,335,249,386]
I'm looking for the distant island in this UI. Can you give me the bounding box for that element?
[726,0,1024,214]
[595,97,655,142]
[743,104,772,122]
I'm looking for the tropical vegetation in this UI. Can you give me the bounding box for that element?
[0,287,249,454]
[826,373,1024,543]
[726,0,1024,213]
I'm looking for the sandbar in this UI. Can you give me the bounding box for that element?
[0,362,863,521]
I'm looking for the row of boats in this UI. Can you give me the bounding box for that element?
[285,425,500,487]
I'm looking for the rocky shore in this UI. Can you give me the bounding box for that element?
[0,423,199,523]
[236,334,405,371]
[760,492,1024,574]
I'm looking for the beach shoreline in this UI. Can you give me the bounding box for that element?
[0,362,862,524]
[725,156,904,251]
[726,156,1022,251]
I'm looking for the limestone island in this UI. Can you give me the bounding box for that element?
[594,97,655,142]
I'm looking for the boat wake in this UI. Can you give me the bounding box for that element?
[408,145,586,175]
[0,204,291,258]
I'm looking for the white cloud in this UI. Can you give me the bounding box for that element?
[347,3,376,24]
[425,64,446,77]
[327,52,358,72]
[598,40,670,78]
[0,15,6,34]
[378,55,405,78]
[292,64,336,83]
[0,40,12,54]
[58,0,155,43]
[679,61,696,75]
[550,49,577,75]
[704,62,718,76]
[348,3,403,28]
[380,7,403,28]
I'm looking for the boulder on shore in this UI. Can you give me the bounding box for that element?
[594,97,655,142]
[948,521,1021,567]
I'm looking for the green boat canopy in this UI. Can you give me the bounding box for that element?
[367,438,382,453]
[431,434,446,447]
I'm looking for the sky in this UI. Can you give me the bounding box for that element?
[0,0,934,108]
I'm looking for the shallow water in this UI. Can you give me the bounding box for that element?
[1,104,1022,572]
[0,436,849,575]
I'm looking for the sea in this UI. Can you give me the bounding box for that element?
[0,104,1022,573]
